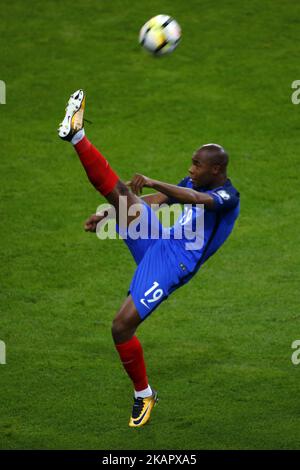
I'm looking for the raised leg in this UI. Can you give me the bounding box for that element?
[74,134,144,227]
[58,90,143,227]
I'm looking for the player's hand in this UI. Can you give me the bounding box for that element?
[126,174,154,196]
[84,214,106,232]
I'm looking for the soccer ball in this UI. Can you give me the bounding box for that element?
[139,15,181,56]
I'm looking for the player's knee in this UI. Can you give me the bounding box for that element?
[112,316,128,340]
[111,315,136,343]
[116,180,130,196]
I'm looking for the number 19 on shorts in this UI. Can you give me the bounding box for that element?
[140,281,163,310]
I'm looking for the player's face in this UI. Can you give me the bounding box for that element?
[188,152,215,188]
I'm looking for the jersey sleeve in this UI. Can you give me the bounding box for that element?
[208,188,240,212]
[167,176,189,205]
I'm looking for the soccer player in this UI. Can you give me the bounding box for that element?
[58,90,240,428]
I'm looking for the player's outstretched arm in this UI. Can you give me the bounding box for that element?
[84,207,116,232]
[128,174,215,209]
[140,192,170,208]
[125,179,170,207]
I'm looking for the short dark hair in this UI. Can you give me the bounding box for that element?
[196,143,229,170]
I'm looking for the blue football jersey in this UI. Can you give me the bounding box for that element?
[121,176,240,319]
[165,176,240,276]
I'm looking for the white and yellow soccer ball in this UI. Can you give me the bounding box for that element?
[139,15,181,56]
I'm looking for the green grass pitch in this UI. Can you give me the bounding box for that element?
[1,0,300,450]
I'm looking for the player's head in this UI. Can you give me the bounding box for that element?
[189,143,229,188]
